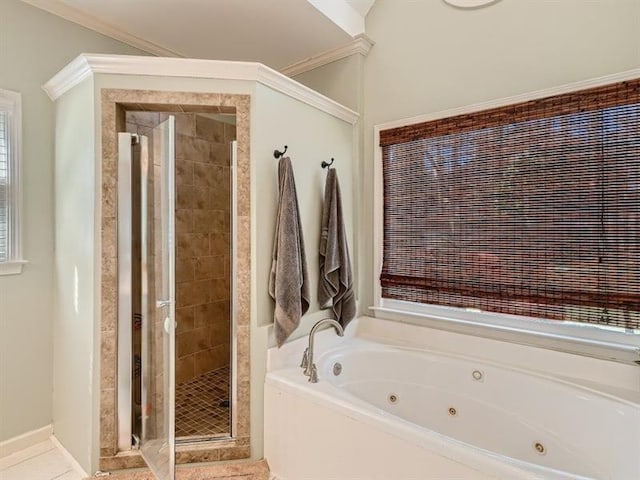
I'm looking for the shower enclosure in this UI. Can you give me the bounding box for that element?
[117,111,237,479]
[46,53,356,477]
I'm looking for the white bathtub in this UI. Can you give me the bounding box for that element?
[264,317,640,480]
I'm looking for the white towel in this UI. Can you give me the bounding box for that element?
[318,168,356,327]
[269,157,310,347]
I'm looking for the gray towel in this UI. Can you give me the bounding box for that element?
[269,157,310,347]
[318,168,356,327]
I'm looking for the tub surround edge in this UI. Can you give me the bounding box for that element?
[268,317,640,401]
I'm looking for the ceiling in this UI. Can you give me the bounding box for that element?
[345,0,375,17]
[23,0,375,70]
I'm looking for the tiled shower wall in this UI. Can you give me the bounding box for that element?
[174,115,234,384]
[126,112,235,385]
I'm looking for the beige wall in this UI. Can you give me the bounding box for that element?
[0,0,146,444]
[251,82,355,456]
[292,54,365,309]
[292,55,362,112]
[52,76,97,473]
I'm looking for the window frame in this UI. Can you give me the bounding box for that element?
[0,88,25,275]
[372,70,640,365]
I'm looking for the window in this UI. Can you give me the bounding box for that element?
[0,88,24,275]
[375,77,639,360]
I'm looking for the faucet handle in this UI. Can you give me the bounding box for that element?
[300,347,309,369]
[308,364,318,383]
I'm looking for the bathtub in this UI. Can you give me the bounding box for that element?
[264,317,640,480]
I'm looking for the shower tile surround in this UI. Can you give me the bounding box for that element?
[125,112,234,385]
[100,89,251,471]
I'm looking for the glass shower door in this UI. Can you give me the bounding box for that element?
[140,116,176,480]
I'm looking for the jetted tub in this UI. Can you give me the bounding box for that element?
[264,318,640,480]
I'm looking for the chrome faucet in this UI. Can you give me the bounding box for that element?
[300,318,344,383]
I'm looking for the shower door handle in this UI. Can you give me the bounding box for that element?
[156,299,171,309]
[163,316,175,334]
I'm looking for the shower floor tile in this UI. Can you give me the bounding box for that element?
[175,366,230,438]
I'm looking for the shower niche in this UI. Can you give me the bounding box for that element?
[45,53,357,478]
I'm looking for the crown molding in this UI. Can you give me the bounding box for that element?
[21,0,182,57]
[42,54,359,124]
[280,35,374,77]
[255,63,358,123]
[42,55,93,101]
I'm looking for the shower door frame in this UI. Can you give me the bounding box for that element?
[116,131,143,452]
[103,90,252,471]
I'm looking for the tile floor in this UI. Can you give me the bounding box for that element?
[1,367,231,479]
[175,366,230,438]
[0,439,84,480]
[0,439,271,480]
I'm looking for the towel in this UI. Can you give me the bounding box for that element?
[318,168,356,327]
[269,157,310,347]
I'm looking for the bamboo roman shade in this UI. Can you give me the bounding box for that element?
[380,80,640,330]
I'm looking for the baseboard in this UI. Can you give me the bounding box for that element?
[0,424,53,459]
[50,435,89,478]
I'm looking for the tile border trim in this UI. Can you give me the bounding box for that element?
[99,89,252,470]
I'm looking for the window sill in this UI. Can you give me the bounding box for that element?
[0,260,28,276]
[370,300,640,366]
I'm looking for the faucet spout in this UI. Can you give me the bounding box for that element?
[302,318,344,382]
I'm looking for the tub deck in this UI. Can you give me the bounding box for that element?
[264,317,640,480]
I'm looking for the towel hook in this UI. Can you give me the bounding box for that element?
[274,145,288,159]
[321,158,334,169]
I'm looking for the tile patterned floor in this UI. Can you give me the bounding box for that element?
[175,366,230,438]
[0,439,84,480]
